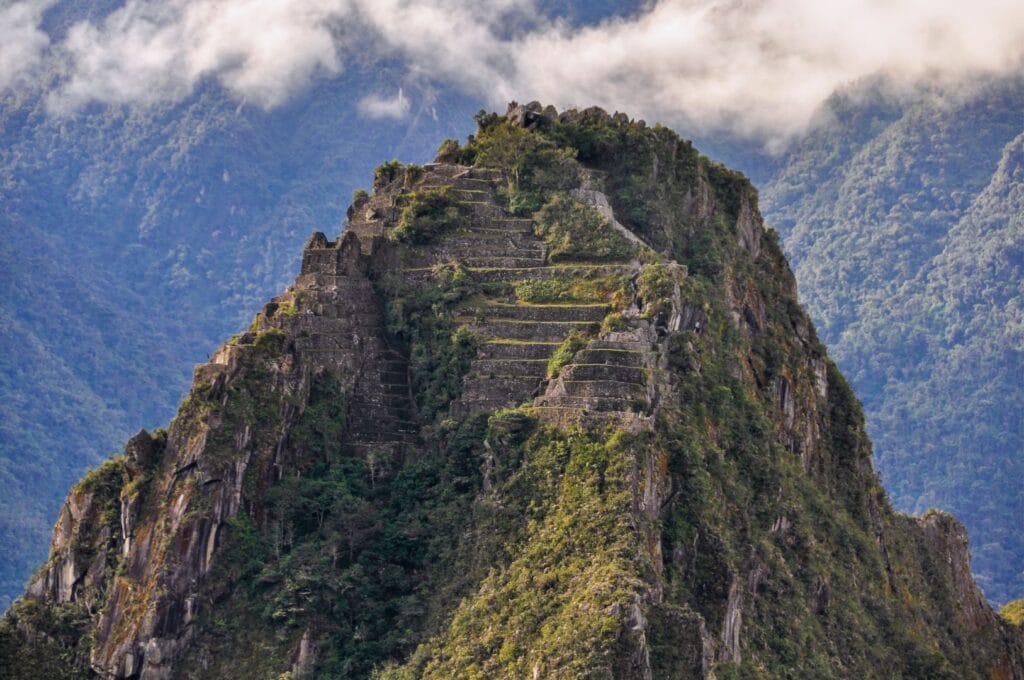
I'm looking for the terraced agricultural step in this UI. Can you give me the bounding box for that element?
[574,348,645,366]
[587,339,657,352]
[470,358,549,378]
[457,375,546,413]
[533,395,646,412]
[461,256,547,268]
[449,188,493,201]
[464,302,610,322]
[461,167,504,181]
[558,364,647,383]
[476,341,559,360]
[558,379,648,399]
[462,319,599,342]
[532,406,647,430]
[461,201,508,220]
[434,239,545,257]
[460,264,633,284]
[463,224,535,238]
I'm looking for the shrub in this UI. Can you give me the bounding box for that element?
[374,160,403,189]
[404,164,424,184]
[600,312,629,334]
[435,139,464,164]
[514,272,630,306]
[389,188,467,244]
[1000,599,1024,626]
[637,263,675,319]
[547,331,591,378]
[533,193,636,262]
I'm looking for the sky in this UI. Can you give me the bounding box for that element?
[3,0,1024,147]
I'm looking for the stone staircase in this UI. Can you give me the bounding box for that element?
[277,232,421,459]
[341,347,420,457]
[351,162,673,430]
[534,331,662,431]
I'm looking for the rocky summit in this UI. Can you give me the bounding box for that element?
[1,102,1022,679]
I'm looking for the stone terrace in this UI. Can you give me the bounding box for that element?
[353,163,669,428]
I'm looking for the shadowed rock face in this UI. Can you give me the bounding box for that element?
[2,103,1022,679]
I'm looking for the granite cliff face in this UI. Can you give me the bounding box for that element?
[2,103,1022,679]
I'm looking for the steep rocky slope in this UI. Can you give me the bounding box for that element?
[751,75,1024,604]
[2,104,1021,679]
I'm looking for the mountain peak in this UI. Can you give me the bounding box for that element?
[2,107,1022,679]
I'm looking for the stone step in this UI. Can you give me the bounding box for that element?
[449,188,493,201]
[533,395,646,412]
[476,341,559,360]
[462,264,632,284]
[438,236,544,253]
[464,224,534,238]
[349,397,415,419]
[457,375,544,413]
[346,416,419,436]
[559,364,647,384]
[462,256,547,268]
[343,442,408,458]
[463,319,599,342]
[380,370,409,384]
[574,348,645,366]
[462,201,508,220]
[557,379,648,399]
[345,431,419,446]
[587,339,657,352]
[470,358,549,378]
[465,302,610,322]
[461,167,505,181]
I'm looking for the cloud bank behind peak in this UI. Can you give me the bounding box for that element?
[5,0,1024,145]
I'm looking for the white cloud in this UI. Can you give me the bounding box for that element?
[357,88,410,119]
[45,0,351,112]
[506,0,1024,145]
[0,0,56,93]
[11,0,1024,142]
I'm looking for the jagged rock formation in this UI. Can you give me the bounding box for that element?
[2,102,1022,679]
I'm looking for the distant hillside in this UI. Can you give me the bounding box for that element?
[752,75,1024,605]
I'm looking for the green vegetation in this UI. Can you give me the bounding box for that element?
[533,193,636,262]
[636,262,677,321]
[389,188,467,244]
[374,160,403,186]
[6,101,1023,679]
[389,429,643,679]
[514,271,629,306]
[758,78,1024,604]
[380,264,480,420]
[1001,599,1024,626]
[464,113,578,215]
[546,331,590,378]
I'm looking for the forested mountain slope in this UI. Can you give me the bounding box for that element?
[2,103,1022,680]
[753,75,1024,604]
